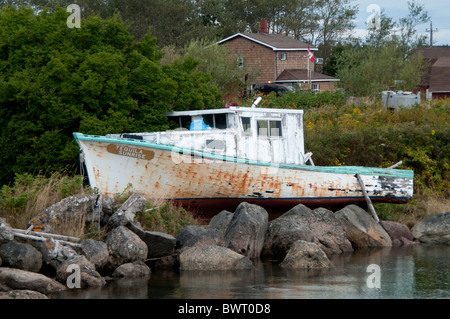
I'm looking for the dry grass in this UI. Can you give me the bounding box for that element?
[135,197,199,237]
[0,172,85,234]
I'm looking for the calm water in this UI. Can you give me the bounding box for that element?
[52,244,450,299]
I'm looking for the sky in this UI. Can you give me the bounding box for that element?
[352,0,450,46]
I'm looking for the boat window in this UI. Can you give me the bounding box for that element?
[201,114,228,129]
[168,116,191,130]
[257,120,282,137]
[215,114,227,129]
[203,114,214,128]
[180,116,191,129]
[241,117,251,134]
[257,120,268,136]
[270,120,282,137]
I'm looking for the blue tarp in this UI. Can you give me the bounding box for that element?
[190,118,212,131]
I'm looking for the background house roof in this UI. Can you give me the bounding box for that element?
[416,47,450,87]
[429,56,450,92]
[218,32,317,51]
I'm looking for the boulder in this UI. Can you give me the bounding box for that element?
[179,245,253,271]
[285,205,353,254]
[280,240,333,269]
[380,221,416,246]
[127,220,176,258]
[112,261,151,279]
[80,239,109,270]
[0,219,14,244]
[56,255,105,288]
[412,212,450,245]
[224,202,268,258]
[262,213,317,259]
[176,225,224,249]
[108,193,147,229]
[335,205,392,248]
[0,241,43,273]
[27,194,111,233]
[0,267,66,295]
[139,231,176,258]
[209,210,233,234]
[0,289,49,299]
[146,254,179,271]
[40,238,78,271]
[106,226,148,270]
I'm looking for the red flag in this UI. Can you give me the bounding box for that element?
[307,46,316,63]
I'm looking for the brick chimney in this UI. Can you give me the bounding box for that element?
[260,20,268,34]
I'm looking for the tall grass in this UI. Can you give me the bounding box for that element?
[0,172,83,229]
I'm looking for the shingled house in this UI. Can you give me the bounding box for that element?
[417,47,450,99]
[217,21,339,94]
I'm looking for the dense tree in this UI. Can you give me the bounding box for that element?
[334,1,430,97]
[0,6,221,186]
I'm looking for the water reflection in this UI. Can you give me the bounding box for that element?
[52,245,450,299]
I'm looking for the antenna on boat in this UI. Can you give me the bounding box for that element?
[251,96,262,108]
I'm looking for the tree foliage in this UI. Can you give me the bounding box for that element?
[334,1,430,97]
[0,6,221,186]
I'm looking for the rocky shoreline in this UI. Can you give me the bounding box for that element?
[0,193,449,299]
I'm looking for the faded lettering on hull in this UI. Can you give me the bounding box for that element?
[107,144,154,160]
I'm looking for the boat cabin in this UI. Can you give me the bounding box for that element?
[112,106,307,165]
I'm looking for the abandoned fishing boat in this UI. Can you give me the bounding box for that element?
[73,105,414,214]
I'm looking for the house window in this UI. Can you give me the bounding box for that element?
[280,53,287,61]
[257,120,282,137]
[237,57,244,68]
[312,83,320,92]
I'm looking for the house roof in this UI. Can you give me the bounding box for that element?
[416,47,450,86]
[429,57,450,92]
[275,69,339,82]
[217,32,317,51]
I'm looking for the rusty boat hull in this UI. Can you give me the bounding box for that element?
[73,133,414,215]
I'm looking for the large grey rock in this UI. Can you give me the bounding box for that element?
[106,226,148,270]
[0,289,49,299]
[127,220,176,258]
[112,261,151,279]
[280,240,333,269]
[286,205,353,254]
[80,239,109,270]
[262,213,317,259]
[108,193,147,228]
[209,210,233,234]
[224,202,268,258]
[0,218,14,244]
[380,221,417,246]
[0,241,42,273]
[56,255,105,288]
[179,245,253,271]
[139,231,176,258]
[335,205,392,248]
[40,238,78,270]
[0,267,65,294]
[27,194,112,233]
[412,212,450,245]
[176,225,224,249]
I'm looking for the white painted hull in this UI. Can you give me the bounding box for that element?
[74,133,414,214]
